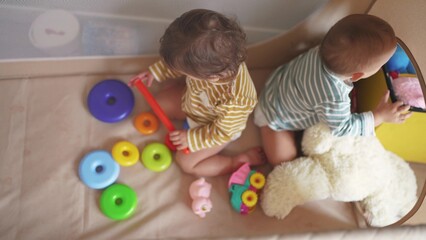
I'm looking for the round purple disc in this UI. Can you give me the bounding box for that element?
[87,79,134,123]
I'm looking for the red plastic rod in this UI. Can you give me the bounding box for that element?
[134,80,175,132]
[132,78,190,154]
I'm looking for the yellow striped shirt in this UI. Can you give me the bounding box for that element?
[149,60,257,152]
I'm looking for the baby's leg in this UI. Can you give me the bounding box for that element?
[175,144,265,177]
[154,81,186,120]
[260,126,297,166]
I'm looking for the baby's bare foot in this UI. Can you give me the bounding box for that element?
[234,147,266,167]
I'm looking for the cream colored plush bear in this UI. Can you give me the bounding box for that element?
[260,123,417,227]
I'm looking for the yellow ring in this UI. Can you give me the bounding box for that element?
[112,141,140,166]
[250,172,266,190]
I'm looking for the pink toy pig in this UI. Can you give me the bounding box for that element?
[189,178,212,218]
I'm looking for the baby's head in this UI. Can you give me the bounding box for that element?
[159,9,246,81]
[320,14,397,82]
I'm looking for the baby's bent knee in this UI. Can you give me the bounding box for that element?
[268,151,297,166]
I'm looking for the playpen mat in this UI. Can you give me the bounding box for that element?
[0,69,425,239]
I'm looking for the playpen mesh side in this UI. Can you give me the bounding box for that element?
[0,0,328,60]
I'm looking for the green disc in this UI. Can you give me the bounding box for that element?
[141,142,172,172]
[100,183,137,220]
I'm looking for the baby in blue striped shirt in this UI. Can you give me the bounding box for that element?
[254,14,412,166]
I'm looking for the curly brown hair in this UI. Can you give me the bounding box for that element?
[159,9,247,80]
[320,14,396,76]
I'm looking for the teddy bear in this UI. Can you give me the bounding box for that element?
[260,123,418,227]
[189,178,212,218]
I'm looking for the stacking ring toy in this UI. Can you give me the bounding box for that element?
[87,79,135,123]
[100,183,137,220]
[141,143,172,172]
[133,112,159,135]
[131,78,190,154]
[79,150,120,189]
[112,141,140,167]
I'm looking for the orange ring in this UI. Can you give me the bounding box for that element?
[133,112,159,135]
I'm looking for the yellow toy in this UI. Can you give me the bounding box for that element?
[228,163,266,214]
[355,39,426,163]
[112,141,140,166]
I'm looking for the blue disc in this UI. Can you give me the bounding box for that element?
[87,79,134,123]
[79,150,120,189]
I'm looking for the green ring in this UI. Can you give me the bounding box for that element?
[141,142,172,172]
[100,184,137,220]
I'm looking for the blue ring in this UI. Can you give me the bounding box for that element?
[79,150,120,189]
[87,79,135,123]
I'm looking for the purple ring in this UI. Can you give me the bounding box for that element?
[87,79,134,123]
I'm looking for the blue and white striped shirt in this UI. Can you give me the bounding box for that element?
[259,47,375,136]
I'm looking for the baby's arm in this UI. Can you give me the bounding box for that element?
[148,60,182,82]
[129,60,183,86]
[373,91,412,126]
[317,91,412,137]
[316,101,375,136]
[128,71,154,87]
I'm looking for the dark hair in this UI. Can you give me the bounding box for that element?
[320,14,397,76]
[159,9,246,79]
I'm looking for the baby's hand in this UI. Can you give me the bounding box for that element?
[169,130,189,150]
[373,91,412,126]
[128,71,154,87]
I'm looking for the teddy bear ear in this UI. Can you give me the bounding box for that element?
[301,123,333,155]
